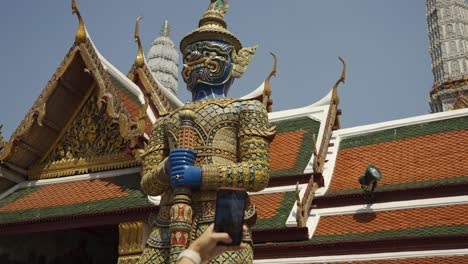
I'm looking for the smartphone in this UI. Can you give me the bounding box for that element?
[214,187,248,246]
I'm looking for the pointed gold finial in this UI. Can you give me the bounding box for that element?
[134,16,144,68]
[0,125,5,152]
[332,57,346,105]
[263,52,277,112]
[72,0,87,44]
[162,20,170,37]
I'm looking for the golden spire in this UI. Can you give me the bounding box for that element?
[134,16,144,68]
[162,20,170,37]
[71,0,87,44]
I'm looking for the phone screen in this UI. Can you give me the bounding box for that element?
[214,188,247,246]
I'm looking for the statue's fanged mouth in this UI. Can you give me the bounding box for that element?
[182,56,221,80]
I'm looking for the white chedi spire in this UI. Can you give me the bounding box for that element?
[147,20,179,95]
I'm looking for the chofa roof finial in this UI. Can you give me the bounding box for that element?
[71,0,87,44]
[134,16,144,67]
[332,57,347,105]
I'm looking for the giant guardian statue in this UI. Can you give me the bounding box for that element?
[139,1,275,262]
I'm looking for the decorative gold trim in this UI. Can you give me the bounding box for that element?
[448,91,468,110]
[297,57,347,227]
[117,255,141,264]
[295,181,318,227]
[119,97,149,161]
[137,67,170,114]
[38,82,96,165]
[29,154,138,180]
[72,0,87,44]
[134,16,144,68]
[118,221,146,256]
[127,63,172,115]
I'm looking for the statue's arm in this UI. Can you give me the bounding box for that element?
[140,118,170,196]
[201,100,275,192]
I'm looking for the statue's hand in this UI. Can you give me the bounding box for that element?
[165,148,196,174]
[166,148,201,188]
[170,165,202,188]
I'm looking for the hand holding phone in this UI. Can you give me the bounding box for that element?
[214,188,248,246]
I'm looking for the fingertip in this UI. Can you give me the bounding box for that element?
[212,233,232,243]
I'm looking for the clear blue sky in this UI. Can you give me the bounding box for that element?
[0,0,432,139]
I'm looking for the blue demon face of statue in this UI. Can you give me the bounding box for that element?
[182,40,235,101]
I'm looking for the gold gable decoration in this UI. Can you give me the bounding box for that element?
[29,91,138,179]
[448,91,468,110]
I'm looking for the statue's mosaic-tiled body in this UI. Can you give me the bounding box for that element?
[138,1,273,262]
[139,98,274,263]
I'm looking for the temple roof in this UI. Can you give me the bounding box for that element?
[0,170,151,228]
[326,115,468,196]
[0,169,298,240]
[312,204,468,243]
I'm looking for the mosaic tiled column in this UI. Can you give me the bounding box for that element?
[169,109,196,263]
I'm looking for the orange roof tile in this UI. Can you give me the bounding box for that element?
[314,204,468,236]
[0,178,128,212]
[251,192,285,219]
[270,130,307,171]
[115,89,141,119]
[330,129,468,192]
[349,255,468,264]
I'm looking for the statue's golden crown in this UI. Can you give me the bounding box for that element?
[180,0,242,52]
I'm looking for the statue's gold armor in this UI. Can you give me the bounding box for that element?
[139,98,275,263]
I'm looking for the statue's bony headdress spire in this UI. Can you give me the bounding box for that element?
[134,16,144,67]
[180,0,257,79]
[71,0,87,44]
[232,45,258,79]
